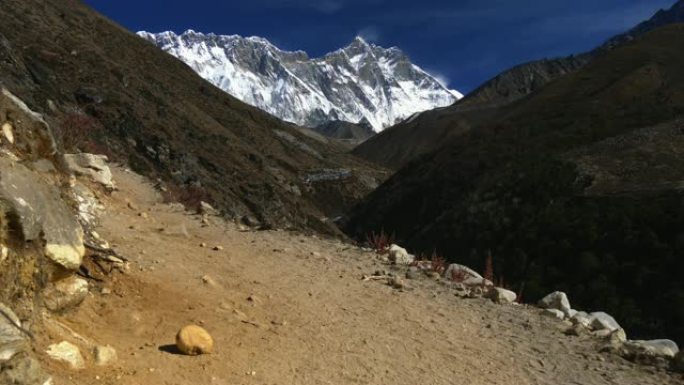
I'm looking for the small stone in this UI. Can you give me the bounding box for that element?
[564,323,588,336]
[427,271,441,280]
[93,345,117,366]
[387,244,413,265]
[138,212,148,219]
[570,311,592,328]
[198,201,218,216]
[126,201,138,210]
[240,215,260,228]
[201,275,216,286]
[46,341,85,370]
[405,267,419,280]
[2,122,14,144]
[100,287,112,295]
[213,246,224,251]
[389,276,405,289]
[176,325,214,355]
[199,242,206,248]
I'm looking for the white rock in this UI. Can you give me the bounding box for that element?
[589,312,621,332]
[623,339,679,359]
[485,287,517,304]
[538,291,572,317]
[46,341,85,370]
[444,264,482,280]
[45,243,85,272]
[0,303,27,362]
[63,153,115,190]
[43,276,89,312]
[198,201,218,216]
[388,244,413,265]
[93,345,117,366]
[542,309,566,320]
[2,122,14,144]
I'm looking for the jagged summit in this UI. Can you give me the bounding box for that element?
[137,30,462,131]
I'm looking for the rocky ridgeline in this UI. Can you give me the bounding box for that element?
[0,88,121,384]
[364,243,684,373]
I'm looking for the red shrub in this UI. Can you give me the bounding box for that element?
[430,252,447,274]
[161,183,212,212]
[450,267,471,283]
[55,108,104,152]
[365,229,394,254]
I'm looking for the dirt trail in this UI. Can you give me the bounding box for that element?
[36,168,681,385]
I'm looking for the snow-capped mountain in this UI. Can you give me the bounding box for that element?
[137,30,462,131]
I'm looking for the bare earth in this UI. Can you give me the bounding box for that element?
[34,168,683,385]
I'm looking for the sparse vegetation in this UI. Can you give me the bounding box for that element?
[430,252,447,275]
[161,182,213,212]
[54,108,104,153]
[365,229,394,254]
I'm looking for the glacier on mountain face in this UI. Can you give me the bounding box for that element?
[138,30,462,132]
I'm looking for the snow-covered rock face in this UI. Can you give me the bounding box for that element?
[137,30,462,131]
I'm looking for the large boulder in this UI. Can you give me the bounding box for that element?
[538,291,572,317]
[63,153,115,190]
[0,157,85,270]
[0,303,27,362]
[93,345,117,367]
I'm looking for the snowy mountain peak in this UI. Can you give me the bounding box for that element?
[138,30,462,131]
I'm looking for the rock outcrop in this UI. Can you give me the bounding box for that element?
[0,88,114,381]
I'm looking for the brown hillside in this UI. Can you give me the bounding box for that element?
[0,0,387,235]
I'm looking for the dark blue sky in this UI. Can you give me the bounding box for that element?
[83,0,674,93]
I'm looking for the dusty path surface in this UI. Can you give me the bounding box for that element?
[36,168,682,385]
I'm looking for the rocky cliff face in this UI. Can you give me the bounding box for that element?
[137,31,461,131]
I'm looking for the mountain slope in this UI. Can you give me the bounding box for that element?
[345,24,684,344]
[354,0,684,169]
[137,31,461,131]
[0,0,386,234]
[42,166,681,385]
